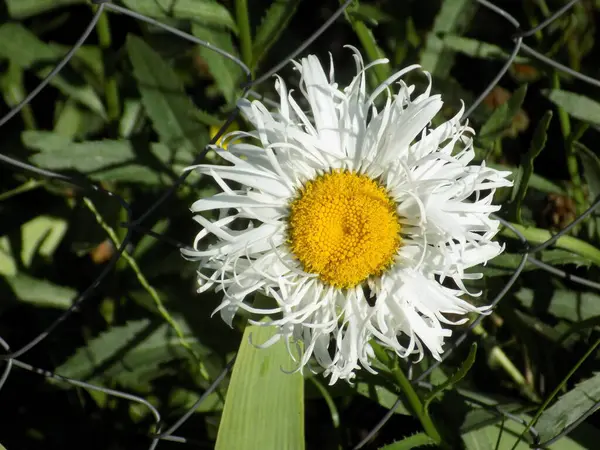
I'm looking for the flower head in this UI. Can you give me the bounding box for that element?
[182,48,512,384]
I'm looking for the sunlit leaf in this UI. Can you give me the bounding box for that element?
[192,24,243,104]
[55,318,209,389]
[378,432,436,449]
[0,24,106,118]
[252,0,301,68]
[5,0,84,18]
[215,323,304,450]
[544,89,600,126]
[121,0,237,32]
[536,373,600,444]
[127,35,208,152]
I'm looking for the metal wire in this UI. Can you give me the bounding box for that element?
[1,0,599,449]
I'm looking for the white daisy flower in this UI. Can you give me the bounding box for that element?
[182,47,512,384]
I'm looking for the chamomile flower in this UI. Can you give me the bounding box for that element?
[182,47,512,384]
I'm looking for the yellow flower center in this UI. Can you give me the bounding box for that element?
[288,170,402,289]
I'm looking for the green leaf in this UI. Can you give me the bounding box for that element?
[474,249,591,277]
[378,432,436,450]
[420,0,479,78]
[442,35,529,63]
[464,410,600,450]
[479,84,528,141]
[515,288,600,322]
[575,141,600,202]
[252,0,302,68]
[355,379,410,415]
[192,24,243,104]
[5,0,84,18]
[1,274,76,310]
[544,89,600,126]
[24,131,194,184]
[462,415,532,450]
[121,0,237,32]
[424,343,477,410]
[20,215,67,268]
[55,318,209,388]
[0,24,106,118]
[169,388,224,413]
[126,35,208,152]
[509,111,553,223]
[215,324,304,450]
[536,372,600,444]
[488,163,565,195]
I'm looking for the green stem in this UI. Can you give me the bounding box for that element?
[235,0,253,69]
[472,324,540,403]
[552,73,585,212]
[391,365,443,445]
[501,222,600,268]
[510,338,600,450]
[95,9,120,122]
[342,1,390,86]
[83,198,200,362]
[0,179,44,202]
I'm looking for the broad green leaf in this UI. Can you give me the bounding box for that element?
[252,0,302,68]
[544,89,600,126]
[0,24,106,118]
[215,324,304,450]
[462,410,597,450]
[121,0,237,32]
[420,0,478,78]
[442,35,528,63]
[378,432,436,450]
[5,0,84,18]
[462,414,532,450]
[127,35,208,152]
[2,274,76,310]
[55,318,209,388]
[192,25,243,104]
[515,288,600,322]
[20,215,67,268]
[24,131,194,184]
[509,111,553,223]
[536,372,600,444]
[479,84,528,141]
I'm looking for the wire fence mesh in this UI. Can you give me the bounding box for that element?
[1,0,600,449]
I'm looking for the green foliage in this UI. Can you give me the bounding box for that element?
[56,318,209,389]
[536,373,600,444]
[127,35,208,152]
[479,84,528,142]
[2,1,600,449]
[215,323,304,450]
[544,89,600,126]
[378,432,436,450]
[508,111,552,223]
[252,0,302,69]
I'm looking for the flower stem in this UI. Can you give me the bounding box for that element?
[235,0,253,69]
[501,222,600,268]
[391,365,443,445]
[552,72,585,212]
[472,323,540,403]
[95,8,120,122]
[341,2,390,86]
